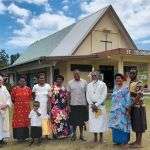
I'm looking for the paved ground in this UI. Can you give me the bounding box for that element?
[1,97,150,150]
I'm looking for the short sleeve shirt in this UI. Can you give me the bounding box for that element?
[32,83,51,103]
[67,79,87,106]
[29,109,42,127]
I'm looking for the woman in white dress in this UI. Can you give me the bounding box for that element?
[86,71,108,143]
[32,73,51,139]
[0,75,12,146]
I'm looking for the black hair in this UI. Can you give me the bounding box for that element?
[73,69,80,74]
[19,75,26,81]
[56,75,64,81]
[38,72,45,79]
[115,73,125,80]
[129,68,138,74]
[33,101,40,107]
[0,73,3,76]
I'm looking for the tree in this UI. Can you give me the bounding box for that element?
[10,53,20,65]
[0,49,9,68]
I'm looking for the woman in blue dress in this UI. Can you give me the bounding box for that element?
[109,73,132,146]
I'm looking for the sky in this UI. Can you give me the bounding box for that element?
[0,0,150,55]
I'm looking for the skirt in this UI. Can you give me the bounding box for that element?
[131,106,147,133]
[112,128,130,144]
[30,126,42,138]
[69,105,88,126]
[42,118,52,136]
[13,127,29,140]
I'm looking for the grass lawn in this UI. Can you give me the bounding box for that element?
[1,97,150,150]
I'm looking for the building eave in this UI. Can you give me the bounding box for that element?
[1,48,150,73]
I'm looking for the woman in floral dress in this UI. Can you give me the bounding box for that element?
[109,73,132,146]
[49,75,71,139]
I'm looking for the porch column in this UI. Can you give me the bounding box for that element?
[117,58,124,74]
[47,66,53,84]
[14,72,17,84]
[9,74,14,85]
[148,64,150,90]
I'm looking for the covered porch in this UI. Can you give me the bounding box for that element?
[54,48,150,91]
[1,48,150,92]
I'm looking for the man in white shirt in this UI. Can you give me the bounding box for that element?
[86,71,108,143]
[68,70,88,141]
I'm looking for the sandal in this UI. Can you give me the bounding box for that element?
[71,134,76,141]
[79,137,86,141]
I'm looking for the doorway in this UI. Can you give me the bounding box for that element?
[99,65,114,91]
[53,68,60,82]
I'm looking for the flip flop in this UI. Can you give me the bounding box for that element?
[71,135,76,141]
[79,137,86,141]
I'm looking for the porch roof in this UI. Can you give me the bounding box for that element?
[94,48,150,56]
[1,48,150,73]
[35,48,150,62]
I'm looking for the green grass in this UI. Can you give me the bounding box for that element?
[144,96,150,104]
[105,99,111,110]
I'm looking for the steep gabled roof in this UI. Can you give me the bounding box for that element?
[13,5,137,65]
[50,6,108,56]
[13,24,75,65]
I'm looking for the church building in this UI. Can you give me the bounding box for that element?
[1,5,150,91]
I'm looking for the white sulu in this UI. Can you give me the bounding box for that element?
[86,80,108,133]
[0,85,12,140]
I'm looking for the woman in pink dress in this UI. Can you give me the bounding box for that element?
[49,75,71,139]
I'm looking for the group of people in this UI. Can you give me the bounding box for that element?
[0,68,147,148]
[109,70,147,148]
